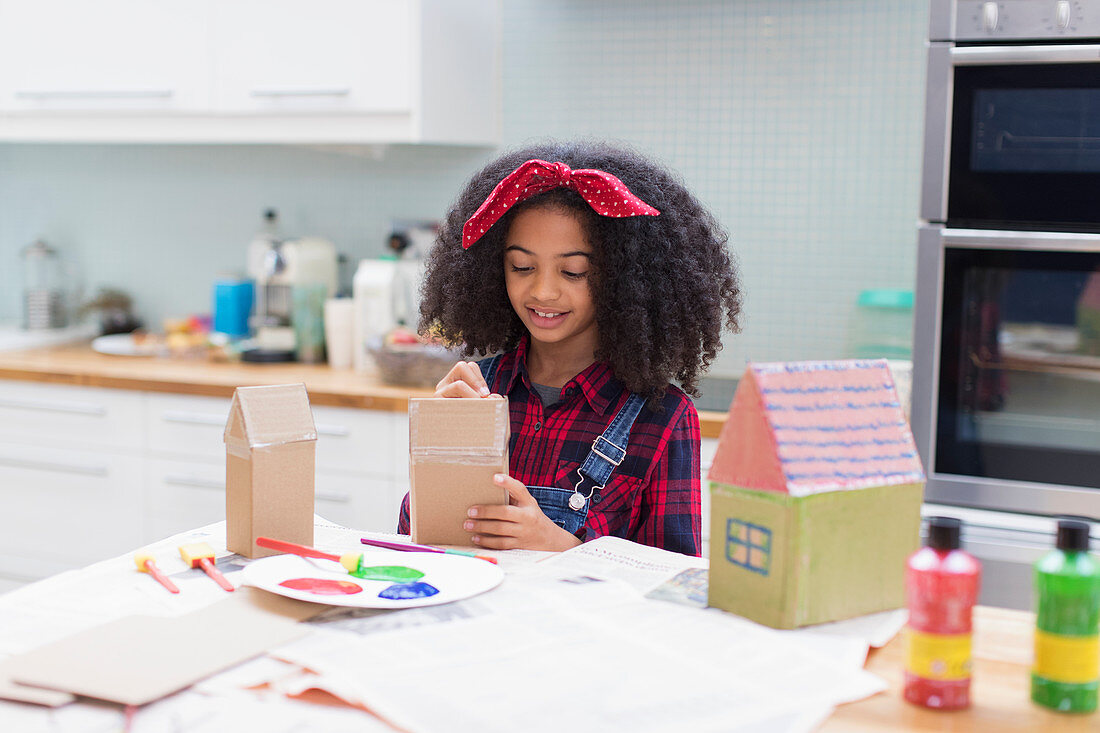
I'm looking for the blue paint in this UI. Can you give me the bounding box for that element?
[378,581,440,600]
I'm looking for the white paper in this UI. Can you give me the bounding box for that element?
[533,535,707,593]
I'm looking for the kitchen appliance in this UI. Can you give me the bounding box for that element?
[913,0,1100,609]
[245,210,338,356]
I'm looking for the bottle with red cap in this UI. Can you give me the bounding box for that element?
[904,516,982,709]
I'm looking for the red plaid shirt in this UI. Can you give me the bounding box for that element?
[398,337,702,556]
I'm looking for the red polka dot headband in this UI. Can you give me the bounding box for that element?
[461,159,660,248]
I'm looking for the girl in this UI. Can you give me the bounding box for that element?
[397,141,741,556]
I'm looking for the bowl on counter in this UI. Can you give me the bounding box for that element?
[366,336,463,387]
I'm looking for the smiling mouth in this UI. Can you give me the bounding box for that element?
[532,309,565,319]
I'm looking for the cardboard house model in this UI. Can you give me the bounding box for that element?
[224,383,317,559]
[408,397,510,546]
[707,360,925,629]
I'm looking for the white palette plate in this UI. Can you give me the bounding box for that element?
[242,552,504,609]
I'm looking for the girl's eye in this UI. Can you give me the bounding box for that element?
[509,265,533,273]
[562,270,588,280]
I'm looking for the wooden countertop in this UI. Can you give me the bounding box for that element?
[0,345,728,436]
[824,606,1096,732]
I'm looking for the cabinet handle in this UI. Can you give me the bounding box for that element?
[0,455,109,477]
[0,397,107,417]
[164,475,225,491]
[15,89,175,100]
[161,411,227,427]
[249,88,351,98]
[315,491,350,504]
[315,423,351,438]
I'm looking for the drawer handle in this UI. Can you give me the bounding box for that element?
[0,456,109,477]
[315,423,351,438]
[0,397,107,417]
[165,475,225,491]
[315,491,350,504]
[249,87,351,98]
[15,89,174,100]
[162,411,227,427]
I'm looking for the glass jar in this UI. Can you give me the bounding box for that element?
[21,240,67,330]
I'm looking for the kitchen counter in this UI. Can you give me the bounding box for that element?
[825,605,1094,732]
[0,345,729,436]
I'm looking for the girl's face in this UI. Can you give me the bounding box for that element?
[503,206,598,357]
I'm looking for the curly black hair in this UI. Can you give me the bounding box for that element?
[418,140,742,401]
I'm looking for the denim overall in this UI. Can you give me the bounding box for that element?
[479,355,646,535]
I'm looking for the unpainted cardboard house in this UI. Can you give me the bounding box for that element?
[409,397,510,546]
[707,360,925,629]
[224,383,317,558]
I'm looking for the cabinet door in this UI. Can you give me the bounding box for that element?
[145,457,401,541]
[210,0,414,113]
[0,381,144,450]
[0,0,209,111]
[0,443,143,574]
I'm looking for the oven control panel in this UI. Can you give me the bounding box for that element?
[950,1,1100,40]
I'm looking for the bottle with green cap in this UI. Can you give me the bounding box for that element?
[1031,518,1100,713]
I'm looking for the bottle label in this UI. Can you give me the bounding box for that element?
[1034,630,1100,685]
[906,628,972,681]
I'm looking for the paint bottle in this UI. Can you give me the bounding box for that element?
[1031,518,1100,714]
[904,516,981,709]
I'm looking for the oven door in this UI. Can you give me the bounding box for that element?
[913,226,1100,519]
[922,43,1100,230]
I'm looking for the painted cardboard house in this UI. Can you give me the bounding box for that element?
[224,383,317,558]
[707,360,925,629]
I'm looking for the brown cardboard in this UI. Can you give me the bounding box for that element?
[708,482,923,629]
[6,587,323,707]
[224,383,317,558]
[409,397,510,546]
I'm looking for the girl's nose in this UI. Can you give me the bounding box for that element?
[531,270,560,301]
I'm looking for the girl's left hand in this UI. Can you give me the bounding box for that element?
[464,474,582,552]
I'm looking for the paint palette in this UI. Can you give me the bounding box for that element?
[241,551,504,608]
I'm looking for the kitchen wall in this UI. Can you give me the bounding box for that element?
[0,0,929,378]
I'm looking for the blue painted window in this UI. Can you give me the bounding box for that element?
[725,519,772,576]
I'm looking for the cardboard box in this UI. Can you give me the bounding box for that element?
[224,383,317,558]
[409,397,510,546]
[707,360,925,629]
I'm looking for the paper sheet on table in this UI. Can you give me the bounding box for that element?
[273,593,885,733]
[533,535,707,593]
[792,608,908,649]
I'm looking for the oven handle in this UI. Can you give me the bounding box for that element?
[952,44,1100,66]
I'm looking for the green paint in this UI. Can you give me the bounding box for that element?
[348,564,425,582]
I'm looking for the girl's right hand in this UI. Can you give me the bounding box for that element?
[434,360,492,398]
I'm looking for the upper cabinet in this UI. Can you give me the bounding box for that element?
[0,0,500,144]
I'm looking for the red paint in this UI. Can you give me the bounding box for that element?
[279,577,363,595]
[904,518,981,710]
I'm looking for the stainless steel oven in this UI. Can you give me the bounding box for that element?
[914,1,1100,608]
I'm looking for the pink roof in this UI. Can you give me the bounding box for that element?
[708,360,925,496]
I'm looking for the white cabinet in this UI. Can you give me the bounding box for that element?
[0,380,410,589]
[0,0,499,144]
[0,0,209,112]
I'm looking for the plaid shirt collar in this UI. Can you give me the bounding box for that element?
[499,335,622,416]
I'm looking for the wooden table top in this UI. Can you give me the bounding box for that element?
[824,606,1097,732]
[0,344,729,436]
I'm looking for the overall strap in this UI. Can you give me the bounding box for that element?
[571,392,648,507]
[476,354,504,391]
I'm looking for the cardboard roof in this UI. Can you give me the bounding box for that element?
[223,383,317,449]
[707,360,925,496]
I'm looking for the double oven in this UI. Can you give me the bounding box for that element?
[913,0,1100,608]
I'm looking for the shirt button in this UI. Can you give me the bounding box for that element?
[534,421,542,432]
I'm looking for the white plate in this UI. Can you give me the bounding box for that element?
[91,333,158,356]
[241,551,504,608]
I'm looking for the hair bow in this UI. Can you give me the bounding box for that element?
[461,159,659,248]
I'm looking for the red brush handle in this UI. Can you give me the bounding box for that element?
[256,536,340,562]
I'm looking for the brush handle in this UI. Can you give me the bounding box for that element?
[256,537,340,563]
